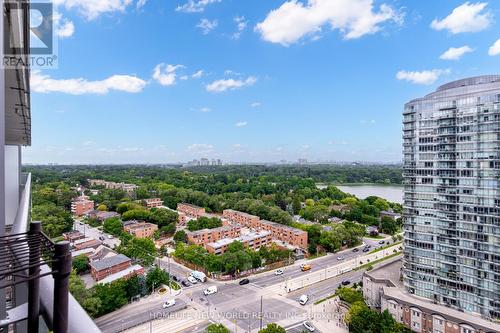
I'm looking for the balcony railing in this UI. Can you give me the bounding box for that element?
[1,173,100,333]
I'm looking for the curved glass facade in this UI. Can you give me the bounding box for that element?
[402,76,500,320]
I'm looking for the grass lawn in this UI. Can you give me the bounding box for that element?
[354,251,402,271]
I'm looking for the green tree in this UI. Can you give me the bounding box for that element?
[173,230,188,243]
[97,204,108,211]
[103,217,123,236]
[292,196,301,215]
[92,280,128,315]
[335,287,364,304]
[258,323,286,333]
[380,216,398,235]
[72,255,89,274]
[145,267,169,292]
[205,323,230,333]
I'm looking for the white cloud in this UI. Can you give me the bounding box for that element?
[152,63,184,86]
[255,0,403,46]
[53,13,75,38]
[187,143,214,154]
[53,0,135,20]
[31,71,146,94]
[180,75,189,80]
[136,0,147,9]
[250,102,261,107]
[197,18,218,34]
[192,70,204,78]
[431,2,491,34]
[57,20,75,38]
[206,76,257,93]
[176,0,221,13]
[488,39,500,56]
[200,107,211,113]
[396,69,450,85]
[440,45,473,60]
[235,121,248,127]
[233,16,248,39]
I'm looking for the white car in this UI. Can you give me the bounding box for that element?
[299,294,309,305]
[203,286,218,295]
[187,276,198,284]
[275,269,284,276]
[303,321,315,332]
[107,235,113,239]
[162,299,176,308]
[336,256,344,261]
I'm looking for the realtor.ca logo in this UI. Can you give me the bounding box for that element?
[3,0,58,69]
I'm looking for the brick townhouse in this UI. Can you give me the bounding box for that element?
[123,221,158,238]
[222,209,308,250]
[90,254,132,281]
[144,198,163,208]
[177,203,206,218]
[73,237,101,251]
[186,225,241,246]
[71,195,94,216]
[206,231,272,255]
[222,209,261,228]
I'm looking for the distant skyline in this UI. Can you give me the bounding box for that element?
[25,0,500,164]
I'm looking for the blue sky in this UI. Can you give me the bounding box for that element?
[25,0,500,164]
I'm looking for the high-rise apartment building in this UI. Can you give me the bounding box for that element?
[403,76,500,320]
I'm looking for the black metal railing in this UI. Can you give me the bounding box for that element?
[0,221,71,333]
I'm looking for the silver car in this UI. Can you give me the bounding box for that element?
[303,321,315,332]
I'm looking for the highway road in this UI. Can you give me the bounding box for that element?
[249,236,391,288]
[96,297,187,333]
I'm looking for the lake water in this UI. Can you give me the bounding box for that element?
[318,184,404,204]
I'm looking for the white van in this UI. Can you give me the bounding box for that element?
[299,294,309,305]
[204,286,218,295]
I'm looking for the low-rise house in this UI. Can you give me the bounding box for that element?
[97,264,145,285]
[63,230,85,242]
[88,245,117,262]
[222,209,261,228]
[143,198,163,208]
[123,221,158,238]
[90,254,131,281]
[71,248,94,258]
[380,210,402,220]
[86,210,120,222]
[73,237,101,251]
[366,226,379,236]
[258,220,308,250]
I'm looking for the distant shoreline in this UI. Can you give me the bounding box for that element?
[316,182,403,187]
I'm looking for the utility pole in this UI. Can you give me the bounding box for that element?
[259,295,263,330]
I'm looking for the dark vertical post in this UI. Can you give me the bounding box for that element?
[53,241,71,333]
[28,221,42,332]
[259,295,263,330]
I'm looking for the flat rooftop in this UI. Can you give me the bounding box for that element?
[365,258,404,288]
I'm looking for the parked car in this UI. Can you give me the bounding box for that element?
[162,299,176,308]
[336,256,344,261]
[172,275,178,282]
[378,240,385,244]
[181,280,190,287]
[342,280,350,286]
[204,286,218,295]
[303,321,315,332]
[275,269,284,276]
[352,248,359,252]
[299,294,309,305]
[99,236,105,241]
[107,235,113,239]
[187,276,198,284]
